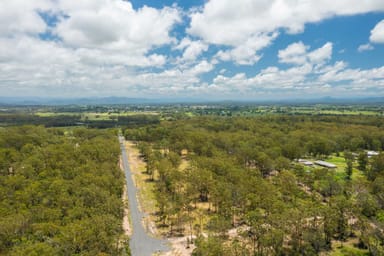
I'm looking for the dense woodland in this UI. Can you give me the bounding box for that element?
[1,111,384,255]
[124,115,384,255]
[0,126,127,255]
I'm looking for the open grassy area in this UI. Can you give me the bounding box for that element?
[330,240,370,256]
[326,154,365,180]
[125,141,158,215]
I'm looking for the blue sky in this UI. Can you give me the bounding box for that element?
[0,0,384,100]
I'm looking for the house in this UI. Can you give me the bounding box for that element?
[314,160,337,169]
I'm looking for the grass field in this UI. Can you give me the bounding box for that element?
[326,154,365,180]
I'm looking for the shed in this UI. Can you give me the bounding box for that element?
[298,159,314,166]
[367,151,379,157]
[314,160,337,169]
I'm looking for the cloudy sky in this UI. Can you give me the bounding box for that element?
[1,0,384,100]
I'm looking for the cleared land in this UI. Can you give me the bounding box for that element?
[125,141,195,256]
[120,136,169,256]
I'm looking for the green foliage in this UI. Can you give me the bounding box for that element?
[0,127,125,255]
[358,151,368,172]
[336,246,370,256]
[124,115,384,255]
[344,151,354,180]
[192,236,226,256]
[369,153,384,181]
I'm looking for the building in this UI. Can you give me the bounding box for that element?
[367,151,379,158]
[314,160,337,169]
[298,159,314,166]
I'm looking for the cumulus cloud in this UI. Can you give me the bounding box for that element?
[0,0,52,35]
[206,64,315,97]
[0,0,184,97]
[308,43,333,64]
[207,61,384,98]
[358,43,374,52]
[55,1,181,53]
[188,60,214,75]
[206,39,384,98]
[370,19,384,43]
[0,0,182,67]
[188,0,382,65]
[319,65,384,83]
[278,42,332,65]
[189,0,384,46]
[214,32,278,65]
[175,38,209,62]
[278,42,308,65]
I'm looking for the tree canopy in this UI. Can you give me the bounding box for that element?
[0,126,126,255]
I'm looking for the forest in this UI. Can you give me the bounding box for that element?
[1,108,384,255]
[124,115,384,255]
[0,126,127,255]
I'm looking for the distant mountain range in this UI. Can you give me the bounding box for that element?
[0,97,154,105]
[0,96,383,106]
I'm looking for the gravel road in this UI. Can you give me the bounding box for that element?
[119,135,170,256]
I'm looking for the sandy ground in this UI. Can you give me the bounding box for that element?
[161,236,195,256]
[125,141,195,256]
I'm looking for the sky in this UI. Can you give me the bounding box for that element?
[1,0,384,100]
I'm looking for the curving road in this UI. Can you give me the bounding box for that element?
[119,135,170,256]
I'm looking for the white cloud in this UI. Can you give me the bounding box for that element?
[174,38,192,50]
[188,0,384,65]
[358,43,374,52]
[209,63,314,94]
[279,42,333,65]
[55,1,181,53]
[189,0,384,46]
[370,19,384,43]
[0,31,215,98]
[175,38,208,62]
[207,57,384,98]
[188,60,214,75]
[0,0,52,36]
[319,66,384,83]
[215,32,277,65]
[182,41,208,61]
[0,0,181,68]
[278,42,308,65]
[0,0,183,97]
[308,42,332,64]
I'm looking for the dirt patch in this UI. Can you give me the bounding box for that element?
[161,236,195,256]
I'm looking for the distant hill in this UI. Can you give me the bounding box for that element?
[0,97,153,105]
[0,96,383,106]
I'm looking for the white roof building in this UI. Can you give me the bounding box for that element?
[314,160,337,168]
[367,151,379,157]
